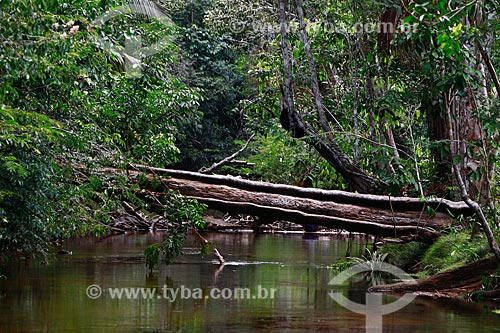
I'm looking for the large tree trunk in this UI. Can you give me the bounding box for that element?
[422,94,451,184]
[370,256,498,295]
[278,0,386,194]
[443,92,500,262]
[117,165,473,242]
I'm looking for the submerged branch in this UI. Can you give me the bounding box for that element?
[192,228,225,265]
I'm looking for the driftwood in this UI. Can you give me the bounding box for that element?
[107,165,474,242]
[110,212,170,232]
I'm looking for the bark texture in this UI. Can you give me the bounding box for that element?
[120,165,473,242]
[370,256,498,293]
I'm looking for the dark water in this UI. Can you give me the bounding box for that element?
[0,232,499,332]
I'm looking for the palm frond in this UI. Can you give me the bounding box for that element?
[128,0,170,20]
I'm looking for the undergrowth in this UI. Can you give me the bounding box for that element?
[417,231,492,276]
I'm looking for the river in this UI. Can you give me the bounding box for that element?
[0,232,498,332]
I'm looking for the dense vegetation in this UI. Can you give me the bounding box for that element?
[0,0,227,256]
[1,0,499,267]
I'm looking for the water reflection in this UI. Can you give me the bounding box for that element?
[0,232,498,332]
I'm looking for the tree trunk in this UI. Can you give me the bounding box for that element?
[279,0,306,140]
[278,0,386,194]
[443,92,500,262]
[115,165,473,242]
[370,256,498,294]
[130,165,470,213]
[296,0,331,138]
[423,94,451,183]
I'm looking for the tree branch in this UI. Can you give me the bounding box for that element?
[476,41,500,97]
[199,134,255,174]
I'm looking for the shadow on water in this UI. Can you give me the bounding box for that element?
[0,232,499,332]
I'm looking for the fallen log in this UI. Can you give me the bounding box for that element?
[98,166,473,242]
[130,164,472,216]
[369,256,498,295]
[186,197,440,241]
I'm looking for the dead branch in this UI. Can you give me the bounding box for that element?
[199,134,255,174]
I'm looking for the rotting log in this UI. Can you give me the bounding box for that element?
[100,165,474,242]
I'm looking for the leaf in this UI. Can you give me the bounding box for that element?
[426,206,436,218]
[201,242,211,256]
[144,244,162,271]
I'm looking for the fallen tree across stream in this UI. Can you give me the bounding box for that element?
[100,165,474,243]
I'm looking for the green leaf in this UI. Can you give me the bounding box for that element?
[144,244,162,271]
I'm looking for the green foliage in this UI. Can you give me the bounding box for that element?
[248,126,314,184]
[144,243,162,271]
[172,11,247,170]
[471,273,500,301]
[419,231,491,275]
[329,258,358,274]
[0,0,213,259]
[481,274,500,291]
[330,249,391,286]
[157,190,207,230]
[144,232,187,270]
[200,241,212,256]
[247,124,346,189]
[143,192,207,269]
[0,106,63,254]
[381,241,430,271]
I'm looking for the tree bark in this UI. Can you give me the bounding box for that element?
[296,0,332,138]
[278,0,386,194]
[115,165,474,242]
[130,164,471,215]
[423,94,451,183]
[443,93,500,263]
[279,0,305,139]
[370,256,499,294]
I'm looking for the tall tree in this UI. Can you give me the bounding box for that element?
[278,0,387,194]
